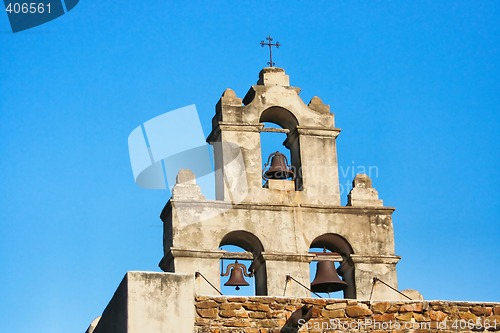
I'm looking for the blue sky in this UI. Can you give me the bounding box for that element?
[1,1,499,332]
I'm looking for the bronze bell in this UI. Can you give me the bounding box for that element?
[311,260,348,293]
[262,151,295,180]
[221,260,252,290]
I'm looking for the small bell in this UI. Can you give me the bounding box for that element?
[221,260,252,290]
[262,151,295,180]
[311,260,348,293]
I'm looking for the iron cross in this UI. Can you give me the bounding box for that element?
[261,35,280,67]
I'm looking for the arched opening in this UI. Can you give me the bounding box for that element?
[219,230,267,295]
[309,233,356,299]
[259,107,302,190]
[260,122,290,185]
[260,106,299,131]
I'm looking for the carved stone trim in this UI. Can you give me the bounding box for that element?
[260,252,316,263]
[296,126,341,138]
[169,248,225,259]
[350,254,401,264]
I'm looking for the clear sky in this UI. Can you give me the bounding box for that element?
[1,1,499,332]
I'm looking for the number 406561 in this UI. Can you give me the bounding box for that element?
[5,2,51,14]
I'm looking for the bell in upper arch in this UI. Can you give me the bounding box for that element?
[221,260,252,291]
[310,260,348,293]
[262,151,295,180]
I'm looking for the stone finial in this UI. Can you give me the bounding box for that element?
[176,169,196,185]
[218,88,242,107]
[172,169,205,200]
[308,96,330,114]
[347,174,383,207]
[257,67,290,86]
[353,173,372,189]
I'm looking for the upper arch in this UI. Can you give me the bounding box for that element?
[310,233,354,259]
[219,230,265,256]
[259,106,299,131]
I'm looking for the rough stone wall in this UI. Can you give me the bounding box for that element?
[195,296,500,333]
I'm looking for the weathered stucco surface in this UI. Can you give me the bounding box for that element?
[90,272,195,333]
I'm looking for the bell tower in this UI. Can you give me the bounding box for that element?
[159,67,401,300]
[208,67,341,206]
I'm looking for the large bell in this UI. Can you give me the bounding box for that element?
[221,261,251,290]
[311,260,348,293]
[262,151,295,180]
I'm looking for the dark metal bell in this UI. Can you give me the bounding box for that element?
[311,260,348,293]
[263,151,295,180]
[221,261,251,290]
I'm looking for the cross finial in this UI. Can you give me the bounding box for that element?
[260,35,280,67]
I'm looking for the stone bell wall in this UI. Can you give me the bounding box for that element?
[195,296,500,333]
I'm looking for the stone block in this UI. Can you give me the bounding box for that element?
[248,297,275,303]
[275,298,291,303]
[196,300,218,309]
[373,313,395,322]
[227,297,248,302]
[429,310,448,321]
[245,329,259,333]
[194,317,212,326]
[243,303,271,312]
[325,302,347,310]
[346,305,373,317]
[197,308,218,318]
[321,309,346,318]
[303,298,327,306]
[442,304,459,314]
[387,304,401,313]
[413,313,430,322]
[219,309,248,318]
[249,311,267,319]
[459,312,478,321]
[258,67,290,86]
[213,297,227,303]
[487,315,500,321]
[371,301,391,314]
[222,319,251,327]
[270,304,285,310]
[400,303,423,313]
[266,310,285,319]
[396,312,413,321]
[220,303,243,311]
[470,306,492,316]
[258,319,280,328]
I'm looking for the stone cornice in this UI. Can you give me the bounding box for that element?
[164,199,396,215]
[207,122,264,143]
[168,248,225,259]
[350,254,401,264]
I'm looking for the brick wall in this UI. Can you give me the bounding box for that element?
[195,296,500,333]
